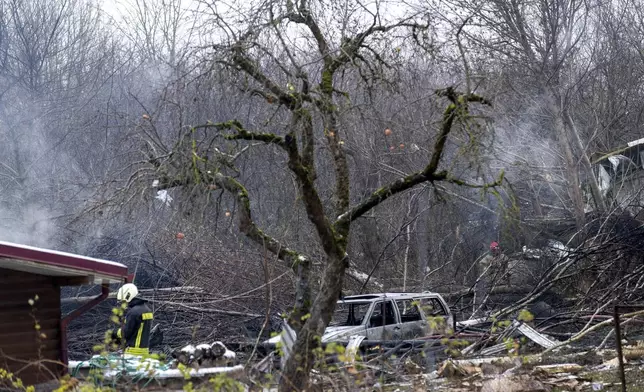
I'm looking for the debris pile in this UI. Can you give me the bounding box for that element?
[423,352,629,391]
[460,319,558,357]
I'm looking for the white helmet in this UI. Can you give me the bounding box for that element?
[116,283,138,302]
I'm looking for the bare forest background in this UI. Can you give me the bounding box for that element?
[2,0,644,369]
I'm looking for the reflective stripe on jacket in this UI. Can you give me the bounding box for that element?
[118,298,153,355]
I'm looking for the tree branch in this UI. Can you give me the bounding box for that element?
[158,172,307,271]
[230,40,309,109]
[221,30,338,253]
[335,170,448,226]
[335,88,494,227]
[213,172,309,269]
[291,1,330,64]
[332,19,428,73]
[282,117,338,256]
[200,117,336,258]
[194,120,287,148]
[456,17,473,94]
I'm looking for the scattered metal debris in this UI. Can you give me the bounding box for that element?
[514,321,557,349]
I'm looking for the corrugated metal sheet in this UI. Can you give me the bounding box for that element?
[278,321,296,371]
[0,269,62,386]
[514,321,557,349]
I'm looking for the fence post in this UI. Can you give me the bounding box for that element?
[614,306,626,392]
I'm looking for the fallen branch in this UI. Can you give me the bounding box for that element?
[541,309,644,355]
[62,286,206,304]
[150,300,262,318]
[346,265,383,290]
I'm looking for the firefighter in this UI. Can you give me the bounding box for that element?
[489,241,510,283]
[490,241,501,257]
[112,283,154,356]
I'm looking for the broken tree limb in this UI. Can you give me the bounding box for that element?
[541,309,644,355]
[346,265,383,290]
[149,300,262,318]
[443,284,559,303]
[61,286,206,304]
[489,256,578,322]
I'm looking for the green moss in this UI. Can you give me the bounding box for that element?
[295,107,312,120]
[226,178,250,212]
[321,69,333,95]
[403,175,416,185]
[373,186,388,198]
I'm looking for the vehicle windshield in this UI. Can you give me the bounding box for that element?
[330,302,371,327]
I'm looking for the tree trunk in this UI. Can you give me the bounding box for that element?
[288,257,312,332]
[279,251,347,392]
[563,109,606,212]
[547,95,586,228]
[403,194,419,291]
[417,190,430,279]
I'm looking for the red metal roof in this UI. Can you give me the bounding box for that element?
[0,241,128,284]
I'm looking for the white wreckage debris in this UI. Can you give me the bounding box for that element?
[172,341,237,368]
[155,189,173,206]
[112,365,244,380]
[151,179,173,205]
[460,318,559,357]
[522,240,571,260]
[586,137,644,211]
[69,353,244,382]
[514,321,557,349]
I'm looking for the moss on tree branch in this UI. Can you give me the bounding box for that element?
[193,120,287,148]
[212,172,308,269]
[156,171,307,271]
[335,88,495,228]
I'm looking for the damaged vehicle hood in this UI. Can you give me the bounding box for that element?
[265,325,365,345]
[321,326,365,342]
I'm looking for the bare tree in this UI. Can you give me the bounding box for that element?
[0,0,122,248]
[109,1,507,390]
[114,0,198,68]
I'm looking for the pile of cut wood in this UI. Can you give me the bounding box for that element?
[171,341,237,368]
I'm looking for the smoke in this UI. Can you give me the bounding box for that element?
[491,96,565,210]
[493,98,560,175]
[0,204,58,248]
[0,83,101,250]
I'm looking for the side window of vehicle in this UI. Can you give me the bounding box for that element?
[395,299,422,323]
[369,301,398,327]
[419,298,447,317]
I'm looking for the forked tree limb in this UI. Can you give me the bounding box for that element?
[335,90,497,227]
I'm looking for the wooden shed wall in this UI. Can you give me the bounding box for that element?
[0,269,62,386]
